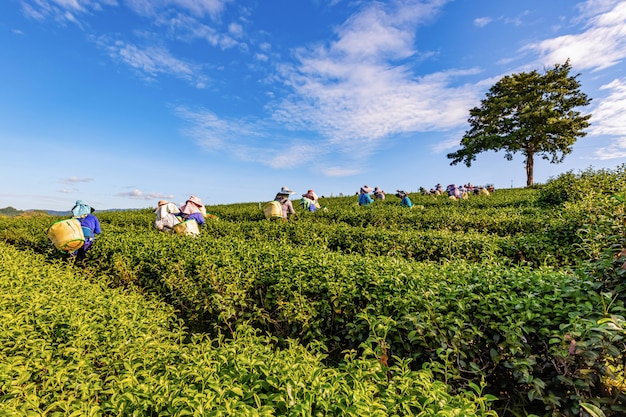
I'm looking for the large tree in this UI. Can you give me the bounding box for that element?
[447,60,591,186]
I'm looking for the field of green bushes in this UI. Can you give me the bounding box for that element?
[1,166,626,416]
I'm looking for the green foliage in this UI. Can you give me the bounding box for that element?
[538,164,626,206]
[448,60,591,186]
[0,243,495,416]
[2,173,626,416]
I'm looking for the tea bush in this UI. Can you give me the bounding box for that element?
[538,164,626,206]
[2,177,626,416]
[0,243,497,416]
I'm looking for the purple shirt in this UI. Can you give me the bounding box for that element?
[184,212,205,226]
[78,214,101,235]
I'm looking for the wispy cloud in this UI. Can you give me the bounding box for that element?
[590,137,626,160]
[322,166,362,177]
[60,177,93,184]
[503,10,530,27]
[21,0,117,25]
[172,0,487,174]
[589,78,626,137]
[125,0,230,20]
[269,1,478,149]
[21,0,229,23]
[174,106,262,150]
[510,0,626,164]
[25,0,626,178]
[524,1,626,71]
[587,77,626,160]
[265,143,320,169]
[432,137,463,153]
[474,17,492,27]
[175,105,330,169]
[150,10,242,50]
[116,189,174,200]
[97,37,207,87]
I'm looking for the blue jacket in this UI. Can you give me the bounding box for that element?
[78,214,101,240]
[359,193,373,206]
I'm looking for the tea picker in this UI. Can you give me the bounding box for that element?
[48,200,101,259]
[263,186,297,220]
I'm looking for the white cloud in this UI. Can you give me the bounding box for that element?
[432,137,462,153]
[323,166,362,177]
[98,38,207,86]
[576,0,624,20]
[22,0,237,51]
[589,78,626,137]
[174,105,335,170]
[591,137,626,160]
[525,1,626,71]
[150,12,243,52]
[21,0,117,24]
[269,1,480,152]
[60,176,93,184]
[503,10,529,27]
[228,22,243,38]
[266,143,319,169]
[115,189,174,200]
[174,106,262,150]
[585,77,626,160]
[125,0,229,19]
[474,17,492,27]
[169,0,489,174]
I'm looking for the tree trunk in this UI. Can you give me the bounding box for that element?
[525,152,534,187]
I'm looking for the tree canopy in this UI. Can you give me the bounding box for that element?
[447,60,591,186]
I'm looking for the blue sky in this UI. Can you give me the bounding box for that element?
[2,0,626,210]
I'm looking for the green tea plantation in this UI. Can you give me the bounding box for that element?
[1,166,625,416]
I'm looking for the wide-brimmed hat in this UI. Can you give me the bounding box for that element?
[154,200,168,213]
[279,186,295,195]
[187,195,204,206]
[71,200,92,217]
[360,185,373,193]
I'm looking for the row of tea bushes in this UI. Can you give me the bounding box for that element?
[206,188,550,235]
[2,182,625,415]
[0,205,581,269]
[77,228,625,415]
[0,243,497,416]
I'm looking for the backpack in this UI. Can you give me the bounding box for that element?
[173,219,200,236]
[47,218,85,253]
[299,197,317,212]
[263,201,283,220]
[155,213,181,232]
